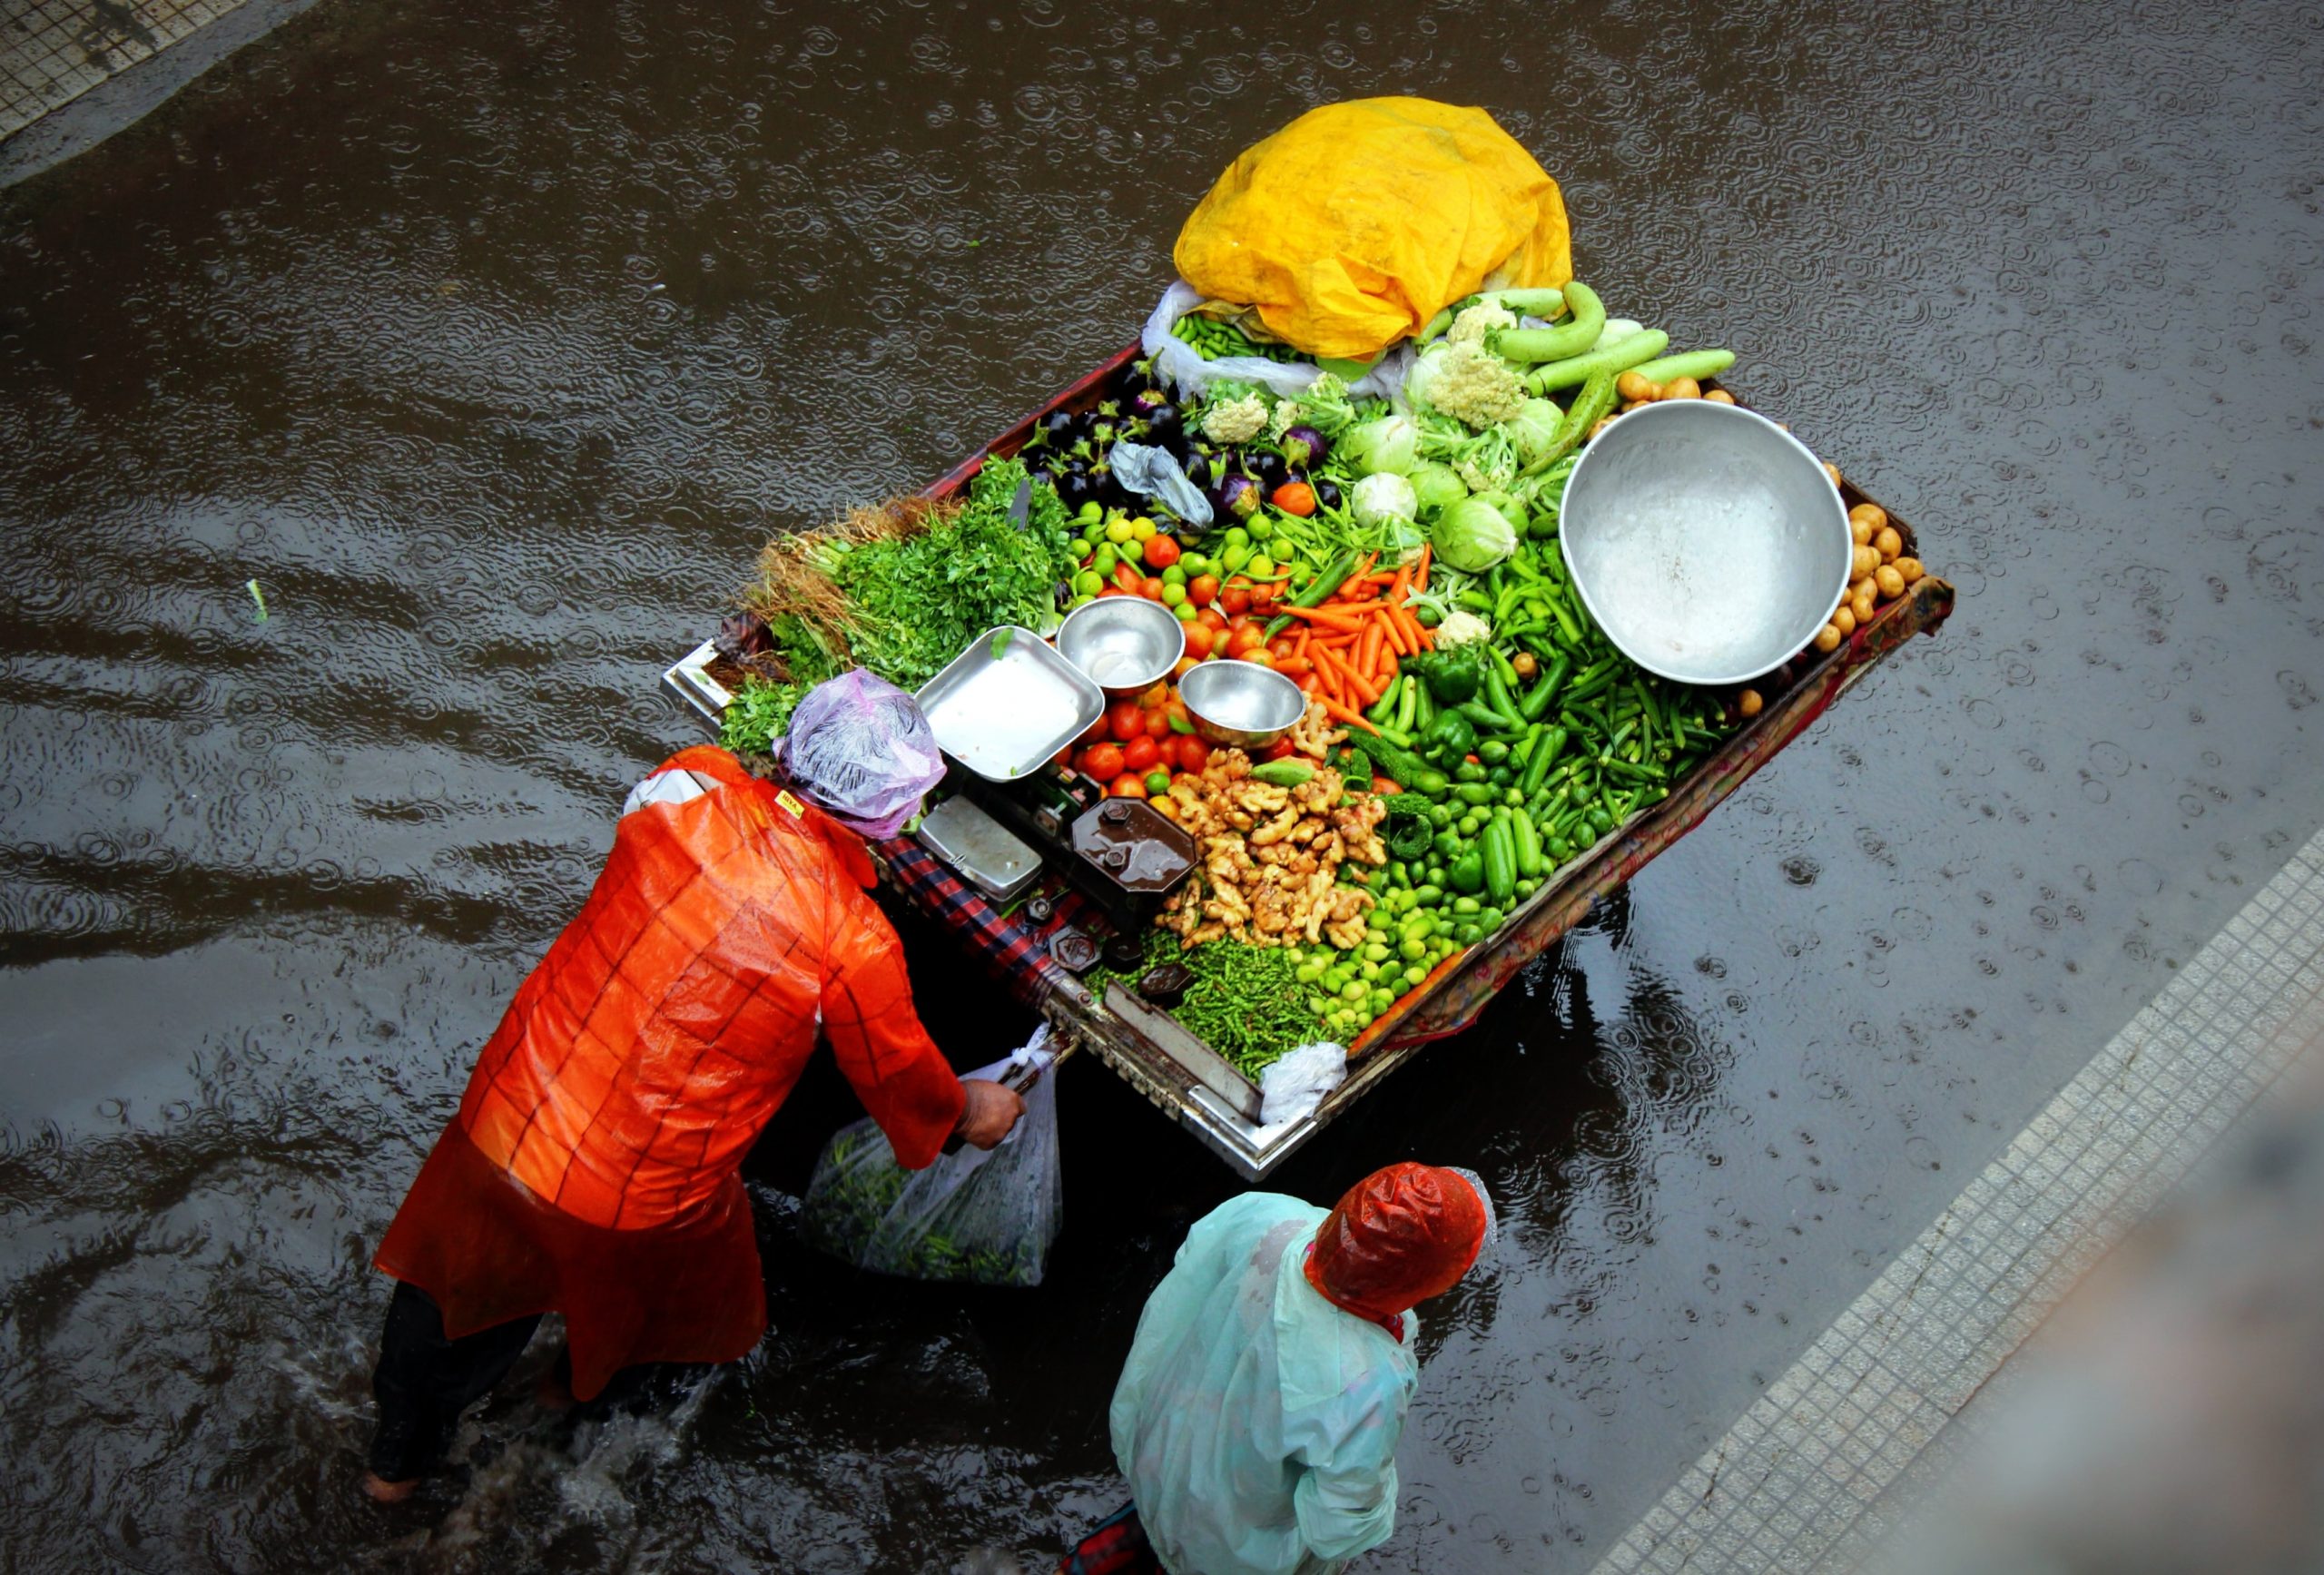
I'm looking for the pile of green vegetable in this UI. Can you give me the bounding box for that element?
[1089,930,1323,1078]
[799,1125,1044,1287]
[742,457,1079,698]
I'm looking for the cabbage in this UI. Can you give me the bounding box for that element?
[1432,496,1520,573]
[1506,398,1565,466]
[1339,413,1419,476]
[1350,472,1418,531]
[1407,461,1468,516]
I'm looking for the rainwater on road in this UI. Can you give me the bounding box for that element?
[1,2,2319,1570]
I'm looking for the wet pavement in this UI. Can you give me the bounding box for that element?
[2,1,2320,1570]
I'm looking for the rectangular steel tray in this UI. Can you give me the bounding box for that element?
[916,625,1103,783]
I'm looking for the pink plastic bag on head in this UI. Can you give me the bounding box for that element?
[774,670,947,840]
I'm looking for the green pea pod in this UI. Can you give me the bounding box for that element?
[1492,281,1607,362]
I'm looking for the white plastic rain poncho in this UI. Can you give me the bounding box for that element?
[1108,1195,1419,1575]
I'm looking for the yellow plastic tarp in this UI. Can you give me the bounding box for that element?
[1174,97,1572,361]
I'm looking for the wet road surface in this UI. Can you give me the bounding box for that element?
[2,1,2320,1569]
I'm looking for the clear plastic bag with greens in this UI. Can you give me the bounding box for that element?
[798,1028,1061,1287]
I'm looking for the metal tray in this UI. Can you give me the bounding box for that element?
[915,626,1103,783]
[916,793,1045,903]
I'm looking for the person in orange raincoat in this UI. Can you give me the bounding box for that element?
[360,671,1023,1501]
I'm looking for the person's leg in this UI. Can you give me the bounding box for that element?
[364,1282,541,1501]
[572,1359,714,1421]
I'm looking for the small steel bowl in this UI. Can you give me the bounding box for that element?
[1056,596,1186,699]
[1178,658,1306,748]
[1558,400,1851,685]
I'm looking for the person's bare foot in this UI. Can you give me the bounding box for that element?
[360,1471,419,1504]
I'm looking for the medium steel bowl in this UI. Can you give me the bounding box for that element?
[1558,400,1851,685]
[1178,658,1306,749]
[1056,596,1186,699]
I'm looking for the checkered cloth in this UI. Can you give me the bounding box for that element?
[874,835,1109,1013]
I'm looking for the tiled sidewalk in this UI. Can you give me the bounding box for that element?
[1,0,250,142]
[1591,823,2324,1572]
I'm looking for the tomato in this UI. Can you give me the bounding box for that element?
[1296,670,1323,694]
[1267,636,1298,662]
[1053,746,1075,771]
[1146,795,1178,822]
[1080,714,1110,746]
[1172,733,1211,773]
[1144,705,1175,740]
[1107,701,1145,743]
[1372,776,1403,794]
[1080,743,1126,783]
[1271,480,1317,517]
[1262,737,1298,763]
[1182,623,1216,659]
[1108,774,1148,799]
[1137,576,1163,601]
[1121,734,1161,773]
[1113,562,1144,596]
[1246,579,1277,608]
[1143,769,1172,797]
[1187,573,1220,607]
[1196,605,1229,633]
[1142,533,1180,569]
[1226,624,1267,657]
[1220,586,1251,616]
[1171,654,1201,679]
[1237,649,1275,668]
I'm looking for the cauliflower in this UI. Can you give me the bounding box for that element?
[1200,393,1270,445]
[1405,341,1526,429]
[1433,609,1493,648]
[1445,300,1518,348]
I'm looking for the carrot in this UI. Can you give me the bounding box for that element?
[1382,607,1415,658]
[1385,561,1411,607]
[1321,698,1380,733]
[1414,543,1431,586]
[1392,604,1429,653]
[1276,604,1366,630]
[1315,645,1381,704]
[1357,616,1384,678]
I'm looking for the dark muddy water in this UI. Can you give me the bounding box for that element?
[3,1,2321,1570]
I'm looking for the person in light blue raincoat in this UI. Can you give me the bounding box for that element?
[1084,1163,1495,1575]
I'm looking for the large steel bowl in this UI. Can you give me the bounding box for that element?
[1558,400,1851,685]
[1178,658,1306,749]
[1056,596,1185,699]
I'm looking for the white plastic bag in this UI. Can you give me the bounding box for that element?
[1258,1041,1346,1127]
[1108,440,1214,528]
[1142,281,1412,404]
[799,1027,1062,1286]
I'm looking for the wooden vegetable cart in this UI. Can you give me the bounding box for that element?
[665,344,1952,1179]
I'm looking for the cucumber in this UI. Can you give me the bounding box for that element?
[1493,282,1607,363]
[1524,330,1670,394]
[1630,349,1737,386]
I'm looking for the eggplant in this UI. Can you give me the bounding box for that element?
[1143,406,1185,452]
[1055,470,1095,508]
[1128,387,1171,419]
[1279,425,1329,468]
[1181,451,1213,488]
[1313,477,1344,511]
[1042,410,1076,444]
[1247,449,1288,487]
[1218,473,1263,520]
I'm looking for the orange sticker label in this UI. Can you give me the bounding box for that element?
[774,790,807,820]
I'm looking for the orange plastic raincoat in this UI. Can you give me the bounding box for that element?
[375,745,965,1397]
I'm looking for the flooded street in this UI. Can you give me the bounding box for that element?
[3,0,2320,1569]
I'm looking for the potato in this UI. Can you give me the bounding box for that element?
[1874,526,1904,562]
[1589,416,1619,440]
[1895,556,1924,586]
[1852,545,1880,581]
[1849,502,1887,533]
[1823,461,1844,487]
[1512,651,1538,680]
[1704,388,1736,405]
[1616,370,1659,402]
[1663,375,1701,400]
[1831,604,1856,636]
[1852,586,1879,625]
[1875,564,1906,599]
[1738,688,1764,719]
[1851,517,1875,546]
[1814,622,1844,654]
